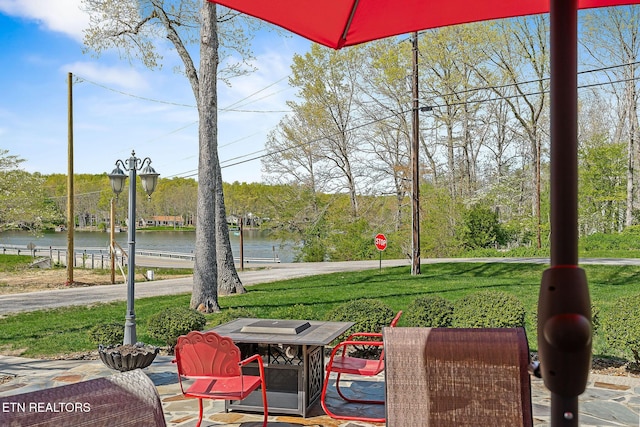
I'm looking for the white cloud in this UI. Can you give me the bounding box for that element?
[64,61,150,91]
[0,0,88,40]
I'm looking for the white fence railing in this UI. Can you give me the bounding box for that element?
[0,245,280,268]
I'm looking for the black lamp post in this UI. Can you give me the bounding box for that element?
[108,150,159,345]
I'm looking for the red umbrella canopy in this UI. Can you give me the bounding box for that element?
[209,0,640,49]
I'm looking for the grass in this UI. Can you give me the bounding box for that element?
[0,253,192,282]
[1,262,639,360]
[0,254,34,271]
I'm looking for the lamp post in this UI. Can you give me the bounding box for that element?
[108,150,159,345]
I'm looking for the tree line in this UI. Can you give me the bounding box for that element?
[0,156,632,264]
[262,8,640,258]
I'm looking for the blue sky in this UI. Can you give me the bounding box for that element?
[0,0,310,183]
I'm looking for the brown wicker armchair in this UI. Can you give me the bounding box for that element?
[384,327,533,427]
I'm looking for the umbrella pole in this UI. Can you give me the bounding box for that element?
[538,0,592,426]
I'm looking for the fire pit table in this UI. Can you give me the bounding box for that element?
[210,318,353,417]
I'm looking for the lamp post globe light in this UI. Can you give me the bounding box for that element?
[108,150,159,345]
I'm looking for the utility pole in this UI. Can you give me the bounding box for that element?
[411,32,421,275]
[66,72,74,285]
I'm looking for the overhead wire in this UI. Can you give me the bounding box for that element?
[74,72,294,175]
[75,57,640,178]
[209,67,640,171]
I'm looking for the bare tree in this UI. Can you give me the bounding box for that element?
[81,0,266,310]
[285,44,368,218]
[581,7,640,227]
[357,39,414,231]
[477,16,550,248]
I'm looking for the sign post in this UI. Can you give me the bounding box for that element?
[374,233,387,270]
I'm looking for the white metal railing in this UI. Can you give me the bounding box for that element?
[1,245,280,267]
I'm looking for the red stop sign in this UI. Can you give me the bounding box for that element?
[375,233,387,251]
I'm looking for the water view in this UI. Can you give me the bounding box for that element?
[0,229,296,263]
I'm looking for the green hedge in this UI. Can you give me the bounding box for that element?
[452,290,526,328]
[147,307,206,348]
[88,322,124,346]
[326,299,395,335]
[601,294,640,364]
[404,296,454,327]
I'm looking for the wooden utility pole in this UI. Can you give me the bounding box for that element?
[67,72,74,285]
[239,216,244,271]
[411,32,421,275]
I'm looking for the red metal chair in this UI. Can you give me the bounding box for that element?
[320,311,402,422]
[173,331,268,427]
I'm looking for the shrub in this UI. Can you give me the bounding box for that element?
[591,304,600,333]
[147,307,206,348]
[404,296,454,327]
[208,307,256,328]
[328,219,378,261]
[88,322,124,346]
[580,230,640,252]
[326,299,395,359]
[459,205,507,249]
[452,290,526,328]
[601,294,640,364]
[326,299,395,335]
[271,304,316,320]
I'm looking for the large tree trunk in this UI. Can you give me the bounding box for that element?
[215,165,246,295]
[191,1,221,313]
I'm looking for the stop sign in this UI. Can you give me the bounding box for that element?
[374,233,387,251]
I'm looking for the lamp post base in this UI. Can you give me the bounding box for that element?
[123,318,137,346]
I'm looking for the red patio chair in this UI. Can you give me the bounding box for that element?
[320,310,402,422]
[173,331,268,427]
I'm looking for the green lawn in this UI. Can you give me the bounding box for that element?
[0,254,33,271]
[0,262,638,359]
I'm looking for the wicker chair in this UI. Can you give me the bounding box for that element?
[384,327,533,427]
[0,369,166,426]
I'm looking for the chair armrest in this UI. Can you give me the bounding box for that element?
[239,353,264,367]
[330,339,384,359]
[336,340,384,348]
[390,311,403,327]
[238,353,267,386]
[345,332,383,341]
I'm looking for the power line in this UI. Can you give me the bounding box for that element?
[74,76,197,108]
[416,58,640,100]
[217,73,640,171]
[425,73,640,109]
[74,74,292,114]
[74,57,640,178]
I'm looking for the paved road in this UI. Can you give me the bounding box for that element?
[0,259,410,316]
[2,257,640,317]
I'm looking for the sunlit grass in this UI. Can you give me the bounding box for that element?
[0,263,638,358]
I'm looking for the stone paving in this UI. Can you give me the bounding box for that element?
[1,354,640,426]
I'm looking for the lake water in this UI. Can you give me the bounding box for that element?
[0,229,296,263]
